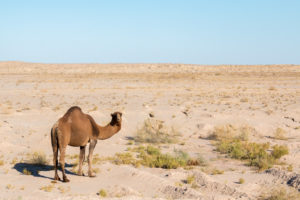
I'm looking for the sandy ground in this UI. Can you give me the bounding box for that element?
[0,62,299,200]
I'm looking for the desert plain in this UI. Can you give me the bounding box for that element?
[0,62,299,200]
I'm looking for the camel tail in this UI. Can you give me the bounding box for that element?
[51,123,59,151]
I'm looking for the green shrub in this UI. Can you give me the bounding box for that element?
[271,145,289,159]
[215,139,288,171]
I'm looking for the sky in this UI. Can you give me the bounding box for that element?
[0,0,299,64]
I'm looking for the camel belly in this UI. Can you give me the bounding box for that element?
[68,133,90,147]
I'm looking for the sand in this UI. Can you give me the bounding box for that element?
[0,62,299,199]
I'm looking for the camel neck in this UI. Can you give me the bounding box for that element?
[97,123,121,140]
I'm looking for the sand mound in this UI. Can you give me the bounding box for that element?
[266,168,300,190]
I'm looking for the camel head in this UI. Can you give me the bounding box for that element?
[110,112,122,126]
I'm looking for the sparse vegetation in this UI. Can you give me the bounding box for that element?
[22,168,32,175]
[134,118,181,144]
[287,164,293,172]
[240,98,248,103]
[273,128,287,140]
[108,146,205,169]
[98,189,107,197]
[211,168,224,175]
[238,178,245,184]
[135,146,187,169]
[40,184,54,192]
[10,157,18,165]
[210,124,289,171]
[29,151,48,165]
[6,184,13,190]
[186,175,195,184]
[258,186,300,200]
[92,167,101,174]
[0,160,4,166]
[271,145,289,159]
[208,124,251,141]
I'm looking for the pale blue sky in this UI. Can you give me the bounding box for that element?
[0,0,299,64]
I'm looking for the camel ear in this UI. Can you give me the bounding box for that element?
[111,113,114,117]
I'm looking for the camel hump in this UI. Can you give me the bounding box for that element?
[63,106,82,118]
[86,114,100,138]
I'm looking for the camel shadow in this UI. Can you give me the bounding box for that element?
[13,162,76,180]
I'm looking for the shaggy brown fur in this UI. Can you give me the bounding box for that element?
[51,106,122,182]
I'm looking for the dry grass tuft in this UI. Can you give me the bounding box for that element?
[40,184,55,192]
[134,118,181,144]
[186,175,195,184]
[238,178,245,184]
[98,189,107,197]
[0,160,4,166]
[29,151,48,165]
[22,168,32,175]
[208,124,251,141]
[273,128,287,140]
[258,186,300,200]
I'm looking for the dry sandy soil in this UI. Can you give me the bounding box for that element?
[0,62,299,200]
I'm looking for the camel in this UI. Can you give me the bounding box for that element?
[50,106,122,182]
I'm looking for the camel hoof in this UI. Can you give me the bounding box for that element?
[88,173,96,178]
[77,172,85,176]
[54,175,61,181]
[63,178,70,182]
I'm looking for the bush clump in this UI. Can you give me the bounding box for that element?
[210,125,288,171]
[29,151,48,165]
[134,118,181,144]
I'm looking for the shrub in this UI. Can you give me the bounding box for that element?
[273,128,287,140]
[134,118,181,144]
[215,138,288,171]
[113,152,139,167]
[187,155,207,166]
[131,146,204,169]
[186,175,195,184]
[239,178,245,184]
[23,168,32,175]
[209,124,250,141]
[271,145,289,159]
[287,164,293,172]
[98,189,107,197]
[29,151,48,165]
[211,168,224,175]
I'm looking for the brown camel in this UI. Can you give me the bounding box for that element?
[51,106,122,182]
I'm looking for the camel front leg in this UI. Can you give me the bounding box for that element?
[88,139,97,177]
[78,146,86,176]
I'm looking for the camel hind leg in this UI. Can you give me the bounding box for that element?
[57,128,70,182]
[51,126,61,181]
